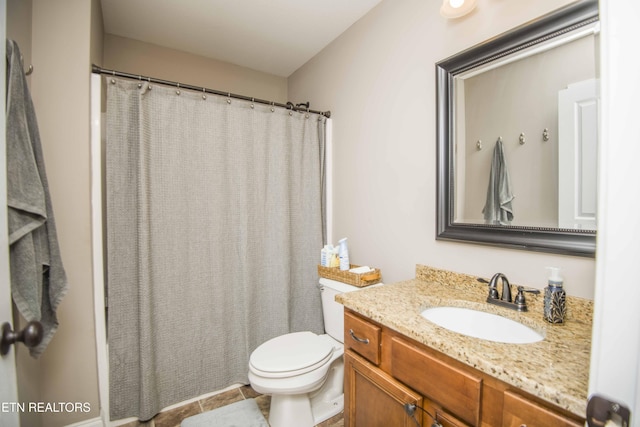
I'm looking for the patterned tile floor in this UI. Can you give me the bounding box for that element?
[119,385,344,427]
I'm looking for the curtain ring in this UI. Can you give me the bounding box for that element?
[110,70,116,85]
[271,102,275,113]
[227,93,232,104]
[147,77,152,90]
[176,83,181,96]
[137,75,142,89]
[250,98,255,109]
[202,88,207,100]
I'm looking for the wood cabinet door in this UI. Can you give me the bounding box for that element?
[345,350,423,427]
[391,337,482,426]
[436,410,472,427]
[502,390,584,427]
[424,398,472,427]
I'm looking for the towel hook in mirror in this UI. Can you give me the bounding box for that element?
[20,55,33,75]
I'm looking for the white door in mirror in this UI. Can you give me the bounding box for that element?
[558,78,599,230]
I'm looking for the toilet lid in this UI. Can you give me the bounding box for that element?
[250,331,334,377]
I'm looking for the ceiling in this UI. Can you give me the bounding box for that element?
[100,0,384,77]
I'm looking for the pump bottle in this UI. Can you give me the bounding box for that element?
[544,267,566,324]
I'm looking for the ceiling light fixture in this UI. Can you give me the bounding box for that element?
[440,0,477,19]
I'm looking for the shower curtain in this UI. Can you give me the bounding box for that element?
[105,77,326,421]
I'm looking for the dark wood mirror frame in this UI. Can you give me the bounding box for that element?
[436,0,599,257]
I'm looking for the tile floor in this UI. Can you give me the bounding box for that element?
[119,385,344,427]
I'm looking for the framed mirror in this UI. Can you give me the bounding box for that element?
[436,0,599,256]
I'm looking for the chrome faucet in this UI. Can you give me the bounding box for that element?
[483,273,540,312]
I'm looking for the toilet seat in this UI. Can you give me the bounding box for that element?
[250,331,334,379]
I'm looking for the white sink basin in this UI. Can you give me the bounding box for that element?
[420,306,543,344]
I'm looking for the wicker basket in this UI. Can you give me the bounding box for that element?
[317,264,381,287]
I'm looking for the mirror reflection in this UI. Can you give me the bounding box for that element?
[453,27,599,231]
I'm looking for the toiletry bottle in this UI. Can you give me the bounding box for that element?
[544,267,566,324]
[330,247,340,268]
[321,245,333,267]
[338,238,350,271]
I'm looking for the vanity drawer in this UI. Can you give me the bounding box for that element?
[391,337,482,426]
[502,390,583,427]
[344,311,381,365]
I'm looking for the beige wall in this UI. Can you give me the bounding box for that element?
[7,0,102,426]
[30,0,101,425]
[103,34,288,104]
[6,0,30,64]
[7,0,99,426]
[289,0,596,299]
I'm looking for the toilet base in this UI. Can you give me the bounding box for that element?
[269,393,314,427]
[268,393,344,427]
[310,357,344,423]
[311,393,343,424]
[265,358,345,427]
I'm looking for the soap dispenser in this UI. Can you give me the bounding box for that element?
[544,267,566,324]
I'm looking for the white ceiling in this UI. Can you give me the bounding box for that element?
[100,0,384,77]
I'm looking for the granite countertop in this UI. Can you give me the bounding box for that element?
[336,265,593,418]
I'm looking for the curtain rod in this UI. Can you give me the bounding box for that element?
[91,64,331,118]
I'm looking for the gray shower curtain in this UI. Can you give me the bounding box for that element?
[105,77,326,421]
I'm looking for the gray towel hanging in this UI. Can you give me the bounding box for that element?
[6,39,68,358]
[482,139,514,225]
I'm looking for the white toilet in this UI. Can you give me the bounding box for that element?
[248,278,362,427]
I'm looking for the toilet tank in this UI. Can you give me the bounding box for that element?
[319,278,362,343]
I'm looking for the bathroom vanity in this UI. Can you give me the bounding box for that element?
[336,265,592,426]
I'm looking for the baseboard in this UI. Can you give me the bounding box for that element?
[64,417,104,427]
